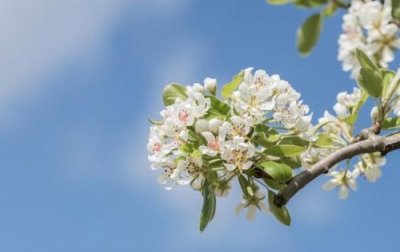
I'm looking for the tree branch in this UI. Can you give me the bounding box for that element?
[274,133,400,207]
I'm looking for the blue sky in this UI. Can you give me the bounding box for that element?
[1,0,400,251]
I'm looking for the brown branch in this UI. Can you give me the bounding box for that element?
[274,133,400,208]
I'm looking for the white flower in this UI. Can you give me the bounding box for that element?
[171,156,204,188]
[191,92,211,118]
[156,159,178,190]
[322,169,358,199]
[214,181,232,197]
[221,136,255,172]
[232,68,276,124]
[235,190,269,221]
[354,153,386,182]
[333,88,361,119]
[219,116,252,141]
[199,131,221,156]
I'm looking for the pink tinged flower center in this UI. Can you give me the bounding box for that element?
[207,139,220,151]
[179,110,190,122]
[153,143,162,153]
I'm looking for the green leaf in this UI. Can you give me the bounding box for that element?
[252,125,280,147]
[266,0,290,5]
[163,83,187,106]
[205,96,230,118]
[355,49,379,71]
[358,67,383,98]
[238,175,253,197]
[221,71,244,99]
[392,0,400,20]
[293,0,328,8]
[259,161,293,183]
[381,69,397,99]
[314,133,334,148]
[322,3,337,17]
[280,157,302,169]
[382,117,400,130]
[296,13,323,56]
[264,144,307,157]
[199,183,216,232]
[148,118,162,125]
[263,178,285,190]
[268,191,291,226]
[278,136,309,147]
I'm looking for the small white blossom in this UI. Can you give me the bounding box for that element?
[235,190,269,221]
[221,136,255,172]
[354,153,386,182]
[172,156,204,188]
[214,181,232,197]
[322,169,359,199]
[199,131,221,156]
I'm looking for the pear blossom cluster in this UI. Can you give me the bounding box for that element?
[232,68,312,134]
[338,0,400,77]
[148,68,313,221]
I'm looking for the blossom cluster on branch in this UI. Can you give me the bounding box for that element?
[147,0,400,230]
[338,0,400,77]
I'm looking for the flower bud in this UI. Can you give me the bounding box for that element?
[195,119,209,133]
[208,118,222,134]
[204,77,217,95]
[370,106,378,122]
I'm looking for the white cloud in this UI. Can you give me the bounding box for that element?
[0,0,190,128]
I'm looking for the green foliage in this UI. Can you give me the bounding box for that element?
[382,117,400,130]
[148,118,162,125]
[259,161,293,183]
[221,71,244,99]
[392,0,400,20]
[293,0,327,8]
[205,96,230,119]
[358,68,383,98]
[163,83,187,106]
[268,191,291,225]
[381,70,395,98]
[266,0,290,5]
[264,144,307,157]
[252,124,280,147]
[199,182,216,232]
[356,49,379,71]
[356,49,383,98]
[296,13,323,56]
[314,133,334,148]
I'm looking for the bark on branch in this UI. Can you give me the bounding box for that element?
[274,133,400,208]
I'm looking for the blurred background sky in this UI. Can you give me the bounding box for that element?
[1,0,400,251]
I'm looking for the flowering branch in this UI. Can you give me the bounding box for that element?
[147,0,400,230]
[274,132,400,207]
